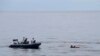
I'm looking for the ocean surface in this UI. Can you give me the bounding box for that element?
[0,11,100,56]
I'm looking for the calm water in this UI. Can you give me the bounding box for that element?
[0,11,100,56]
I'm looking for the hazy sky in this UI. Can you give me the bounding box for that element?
[0,0,100,11]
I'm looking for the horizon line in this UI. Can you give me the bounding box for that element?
[0,10,100,13]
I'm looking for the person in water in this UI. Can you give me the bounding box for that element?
[70,45,80,48]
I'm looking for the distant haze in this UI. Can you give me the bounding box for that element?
[0,12,100,43]
[0,0,100,11]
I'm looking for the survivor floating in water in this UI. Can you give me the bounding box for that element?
[9,37,41,49]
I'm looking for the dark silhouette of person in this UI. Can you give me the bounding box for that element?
[31,38,36,44]
[23,38,29,44]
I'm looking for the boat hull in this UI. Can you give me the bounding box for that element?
[9,43,41,49]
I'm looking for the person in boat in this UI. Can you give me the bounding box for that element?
[21,37,25,44]
[21,37,29,44]
[31,38,36,44]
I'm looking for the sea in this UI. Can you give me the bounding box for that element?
[0,11,100,56]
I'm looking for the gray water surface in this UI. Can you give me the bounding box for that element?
[0,11,100,56]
